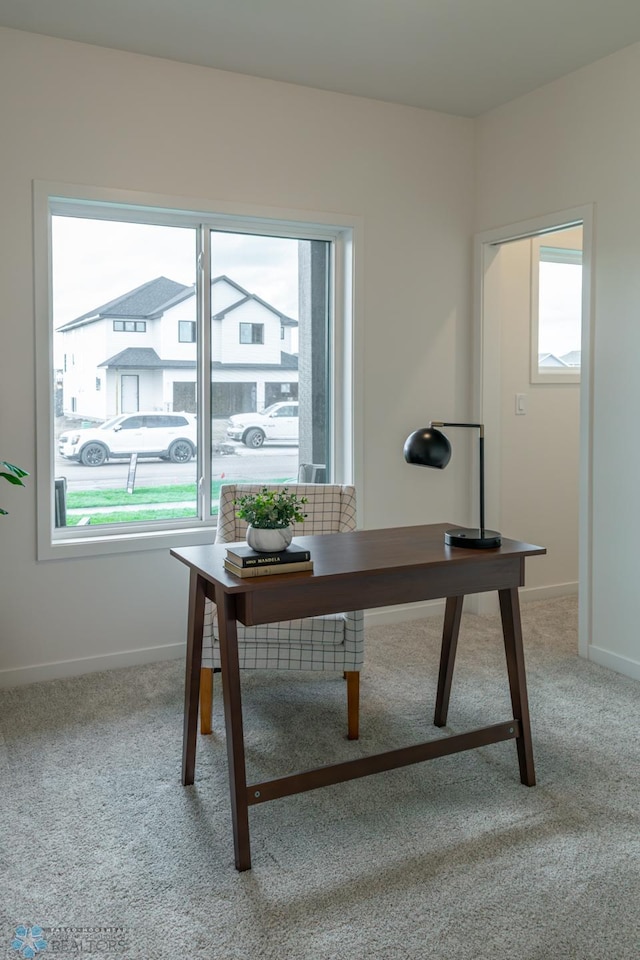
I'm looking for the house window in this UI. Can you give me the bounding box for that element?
[35,182,354,559]
[531,234,582,384]
[179,321,196,343]
[281,324,285,339]
[239,322,264,344]
[113,320,146,332]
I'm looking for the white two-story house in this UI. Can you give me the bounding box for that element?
[57,275,298,421]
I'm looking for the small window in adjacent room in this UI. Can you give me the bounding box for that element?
[531,230,582,384]
[239,322,264,344]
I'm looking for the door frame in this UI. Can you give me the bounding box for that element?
[473,205,594,659]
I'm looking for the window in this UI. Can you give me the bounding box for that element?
[35,182,355,559]
[239,322,264,344]
[113,320,146,332]
[179,320,196,342]
[531,232,582,383]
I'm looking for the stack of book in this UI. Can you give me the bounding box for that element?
[224,542,313,578]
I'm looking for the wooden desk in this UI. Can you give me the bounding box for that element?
[171,523,545,871]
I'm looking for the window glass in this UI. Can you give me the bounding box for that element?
[239,322,264,344]
[531,230,582,383]
[51,215,198,531]
[179,320,196,343]
[210,231,330,517]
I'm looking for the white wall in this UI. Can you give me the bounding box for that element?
[476,42,640,679]
[0,28,475,682]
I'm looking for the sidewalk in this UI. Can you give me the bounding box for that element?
[67,501,197,515]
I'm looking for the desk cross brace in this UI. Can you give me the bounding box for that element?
[247,719,521,805]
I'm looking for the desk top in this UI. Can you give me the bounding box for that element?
[171,523,545,595]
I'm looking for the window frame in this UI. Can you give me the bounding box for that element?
[34,180,360,560]
[530,238,582,385]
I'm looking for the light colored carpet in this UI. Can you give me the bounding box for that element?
[1,596,639,960]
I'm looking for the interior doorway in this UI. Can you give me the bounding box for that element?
[474,207,593,658]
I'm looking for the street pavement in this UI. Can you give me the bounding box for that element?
[56,443,299,492]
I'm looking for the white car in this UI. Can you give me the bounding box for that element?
[58,412,197,466]
[226,401,299,448]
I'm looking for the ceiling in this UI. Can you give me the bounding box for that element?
[1,0,640,117]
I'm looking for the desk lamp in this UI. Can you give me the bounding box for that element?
[403,421,501,549]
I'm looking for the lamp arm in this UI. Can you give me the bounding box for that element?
[431,421,484,438]
[429,421,485,535]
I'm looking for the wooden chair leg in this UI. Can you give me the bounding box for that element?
[200,667,213,735]
[345,670,360,740]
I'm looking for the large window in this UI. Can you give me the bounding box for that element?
[35,184,354,559]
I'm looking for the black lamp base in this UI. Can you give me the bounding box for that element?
[445,528,501,549]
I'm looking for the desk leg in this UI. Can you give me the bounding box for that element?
[217,590,251,871]
[434,595,464,727]
[498,587,536,787]
[182,570,206,786]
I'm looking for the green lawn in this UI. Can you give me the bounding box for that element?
[65,477,291,525]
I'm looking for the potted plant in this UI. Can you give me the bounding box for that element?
[1,461,28,516]
[234,486,308,552]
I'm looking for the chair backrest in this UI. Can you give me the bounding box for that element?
[215,483,357,544]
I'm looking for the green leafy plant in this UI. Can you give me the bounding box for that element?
[234,487,308,529]
[1,461,29,516]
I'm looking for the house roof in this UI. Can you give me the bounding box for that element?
[102,347,298,371]
[211,292,298,327]
[59,274,297,331]
[57,277,194,331]
[560,350,581,366]
[538,353,570,368]
[98,348,196,369]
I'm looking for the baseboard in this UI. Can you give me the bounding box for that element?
[0,584,582,687]
[0,642,185,688]
[520,581,579,601]
[588,644,640,682]
[364,598,445,627]
[466,581,579,616]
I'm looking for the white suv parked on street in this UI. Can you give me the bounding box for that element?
[226,401,299,448]
[58,413,197,466]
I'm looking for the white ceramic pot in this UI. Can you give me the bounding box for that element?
[246,524,293,553]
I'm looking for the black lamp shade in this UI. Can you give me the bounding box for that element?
[403,420,501,549]
[403,427,452,469]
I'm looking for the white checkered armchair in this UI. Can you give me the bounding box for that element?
[200,483,364,739]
